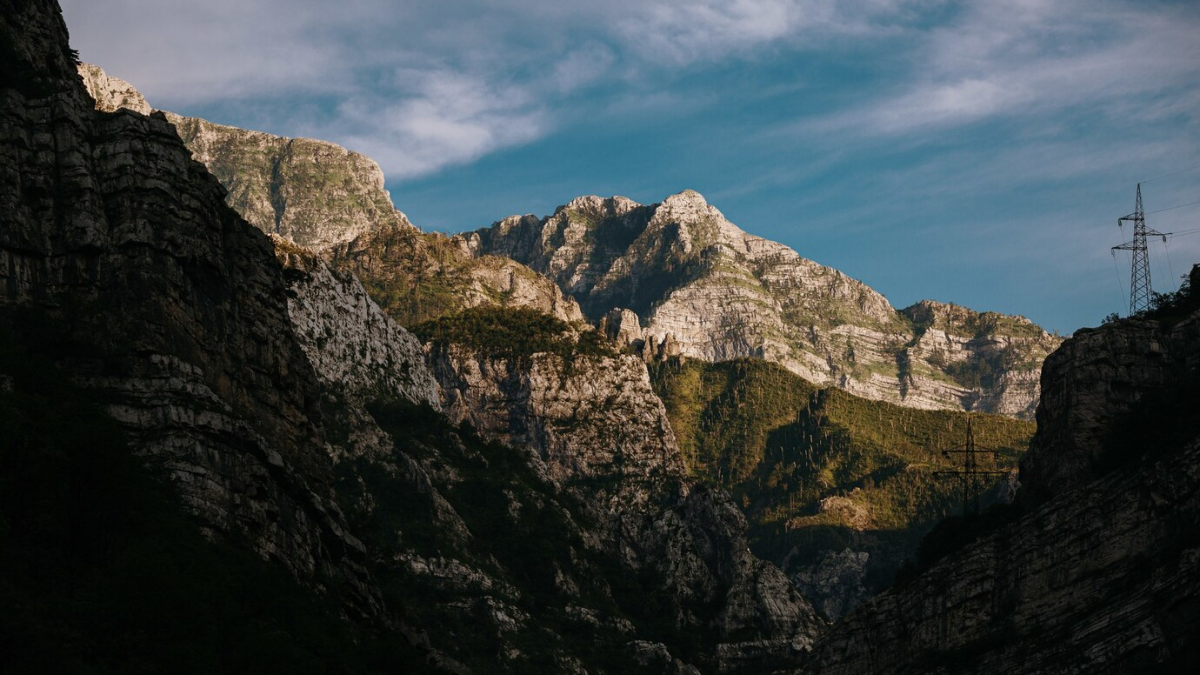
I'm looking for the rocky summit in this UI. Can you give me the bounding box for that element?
[78,66,1059,421]
[464,192,1061,418]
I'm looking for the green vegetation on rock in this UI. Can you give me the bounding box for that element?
[412,306,613,360]
[649,357,1034,595]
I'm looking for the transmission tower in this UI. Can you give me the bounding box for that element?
[933,418,1008,516]
[1112,183,1168,315]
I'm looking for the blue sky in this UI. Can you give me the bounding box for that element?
[61,0,1200,334]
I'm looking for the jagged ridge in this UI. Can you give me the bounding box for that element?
[79,62,582,327]
[463,191,1061,419]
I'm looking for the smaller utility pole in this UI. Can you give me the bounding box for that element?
[933,418,1008,516]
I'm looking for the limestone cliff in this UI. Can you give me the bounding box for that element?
[167,112,413,253]
[801,306,1200,673]
[3,4,377,615]
[79,62,583,327]
[81,61,412,253]
[78,62,150,114]
[1021,300,1200,502]
[424,339,825,671]
[464,191,1060,418]
[271,235,439,409]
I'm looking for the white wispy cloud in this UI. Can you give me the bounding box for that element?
[60,0,1200,192]
[336,69,547,179]
[60,0,891,178]
[821,0,1200,134]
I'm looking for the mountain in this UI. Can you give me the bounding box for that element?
[53,24,1200,671]
[801,278,1200,672]
[463,192,1061,418]
[77,68,1059,421]
[1,12,827,670]
[78,63,581,327]
[74,59,1046,622]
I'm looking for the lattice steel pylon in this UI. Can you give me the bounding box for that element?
[1112,183,1168,315]
[933,418,1008,516]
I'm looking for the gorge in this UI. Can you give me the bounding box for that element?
[3,2,1198,673]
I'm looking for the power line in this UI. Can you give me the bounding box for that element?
[1141,163,1200,184]
[1111,252,1128,310]
[1146,198,1200,216]
[1163,238,1176,283]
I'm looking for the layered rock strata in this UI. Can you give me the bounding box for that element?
[2,4,377,615]
[1021,304,1200,502]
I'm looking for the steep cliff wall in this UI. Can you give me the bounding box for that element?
[802,307,1200,673]
[465,192,1060,418]
[84,65,413,254]
[272,236,439,409]
[2,1,377,613]
[1021,308,1200,502]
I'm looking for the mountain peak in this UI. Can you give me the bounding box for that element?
[657,189,718,218]
[471,189,1060,417]
[77,63,416,252]
[556,194,642,219]
[664,188,707,205]
[78,62,150,115]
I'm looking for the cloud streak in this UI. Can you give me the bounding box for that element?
[815,0,1200,135]
[59,0,915,177]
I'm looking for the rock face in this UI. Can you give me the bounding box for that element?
[430,348,683,489]
[272,236,439,408]
[3,3,377,615]
[802,307,1200,674]
[77,62,150,114]
[79,62,583,327]
[464,191,1060,418]
[1021,307,1200,502]
[426,342,824,670]
[787,549,872,622]
[82,66,413,254]
[166,113,413,252]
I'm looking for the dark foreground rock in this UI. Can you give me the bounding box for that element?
[801,308,1200,673]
